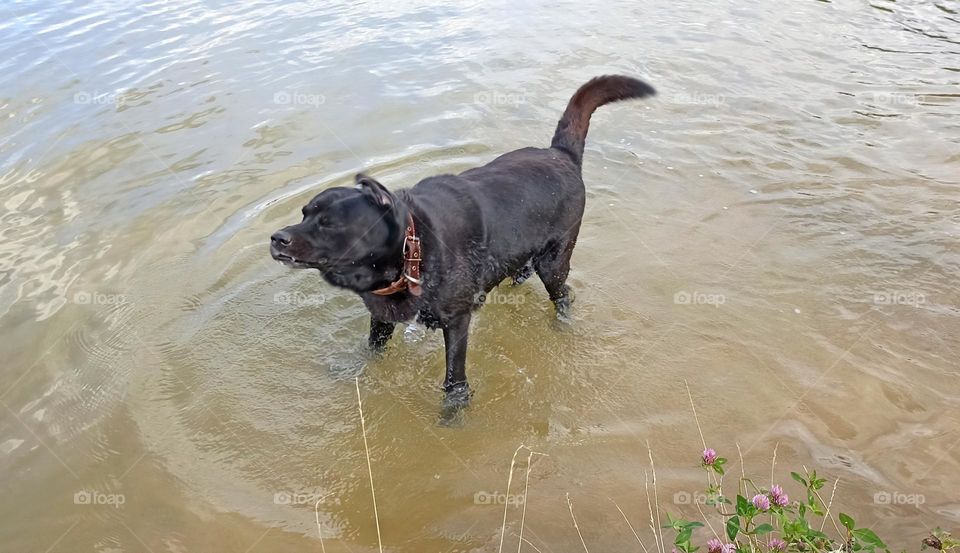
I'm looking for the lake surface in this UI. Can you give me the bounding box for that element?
[1,0,958,550]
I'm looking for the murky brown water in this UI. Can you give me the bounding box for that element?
[2,0,959,551]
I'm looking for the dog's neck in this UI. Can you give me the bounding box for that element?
[370,209,422,296]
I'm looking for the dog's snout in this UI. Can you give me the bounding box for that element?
[271,230,293,248]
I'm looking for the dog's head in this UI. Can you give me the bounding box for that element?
[270,174,404,291]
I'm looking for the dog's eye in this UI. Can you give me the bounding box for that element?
[317,216,330,227]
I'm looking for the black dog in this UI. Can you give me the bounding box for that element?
[270,75,655,407]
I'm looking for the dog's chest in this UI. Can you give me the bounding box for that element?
[361,293,420,323]
[416,309,443,329]
[360,292,446,329]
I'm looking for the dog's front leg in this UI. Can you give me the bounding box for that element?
[441,312,472,405]
[368,319,395,352]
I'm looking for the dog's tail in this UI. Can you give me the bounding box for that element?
[550,75,656,165]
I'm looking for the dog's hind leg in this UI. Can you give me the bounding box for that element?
[535,233,578,320]
[368,319,396,352]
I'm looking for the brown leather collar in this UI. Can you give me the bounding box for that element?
[371,213,422,297]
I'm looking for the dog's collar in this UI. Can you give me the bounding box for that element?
[371,212,422,297]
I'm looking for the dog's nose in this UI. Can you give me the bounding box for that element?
[271,230,293,248]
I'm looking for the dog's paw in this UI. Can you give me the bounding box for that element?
[438,382,471,424]
[367,342,388,355]
[553,290,574,323]
[328,357,366,379]
[438,407,466,427]
[442,382,472,404]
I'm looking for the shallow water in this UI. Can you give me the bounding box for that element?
[1,0,959,550]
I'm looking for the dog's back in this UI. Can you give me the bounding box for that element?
[407,75,657,292]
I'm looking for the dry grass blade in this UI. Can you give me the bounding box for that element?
[499,444,526,553]
[770,442,779,487]
[685,380,718,491]
[498,444,547,553]
[566,492,590,553]
[517,450,546,553]
[520,536,545,553]
[685,380,707,452]
[694,499,722,542]
[646,444,665,553]
[315,496,327,553]
[644,471,661,553]
[610,498,650,553]
[355,378,383,553]
[819,478,842,539]
[736,442,746,489]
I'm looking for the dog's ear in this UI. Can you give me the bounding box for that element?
[355,173,394,209]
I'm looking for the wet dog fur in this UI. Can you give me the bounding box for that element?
[270,75,656,409]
